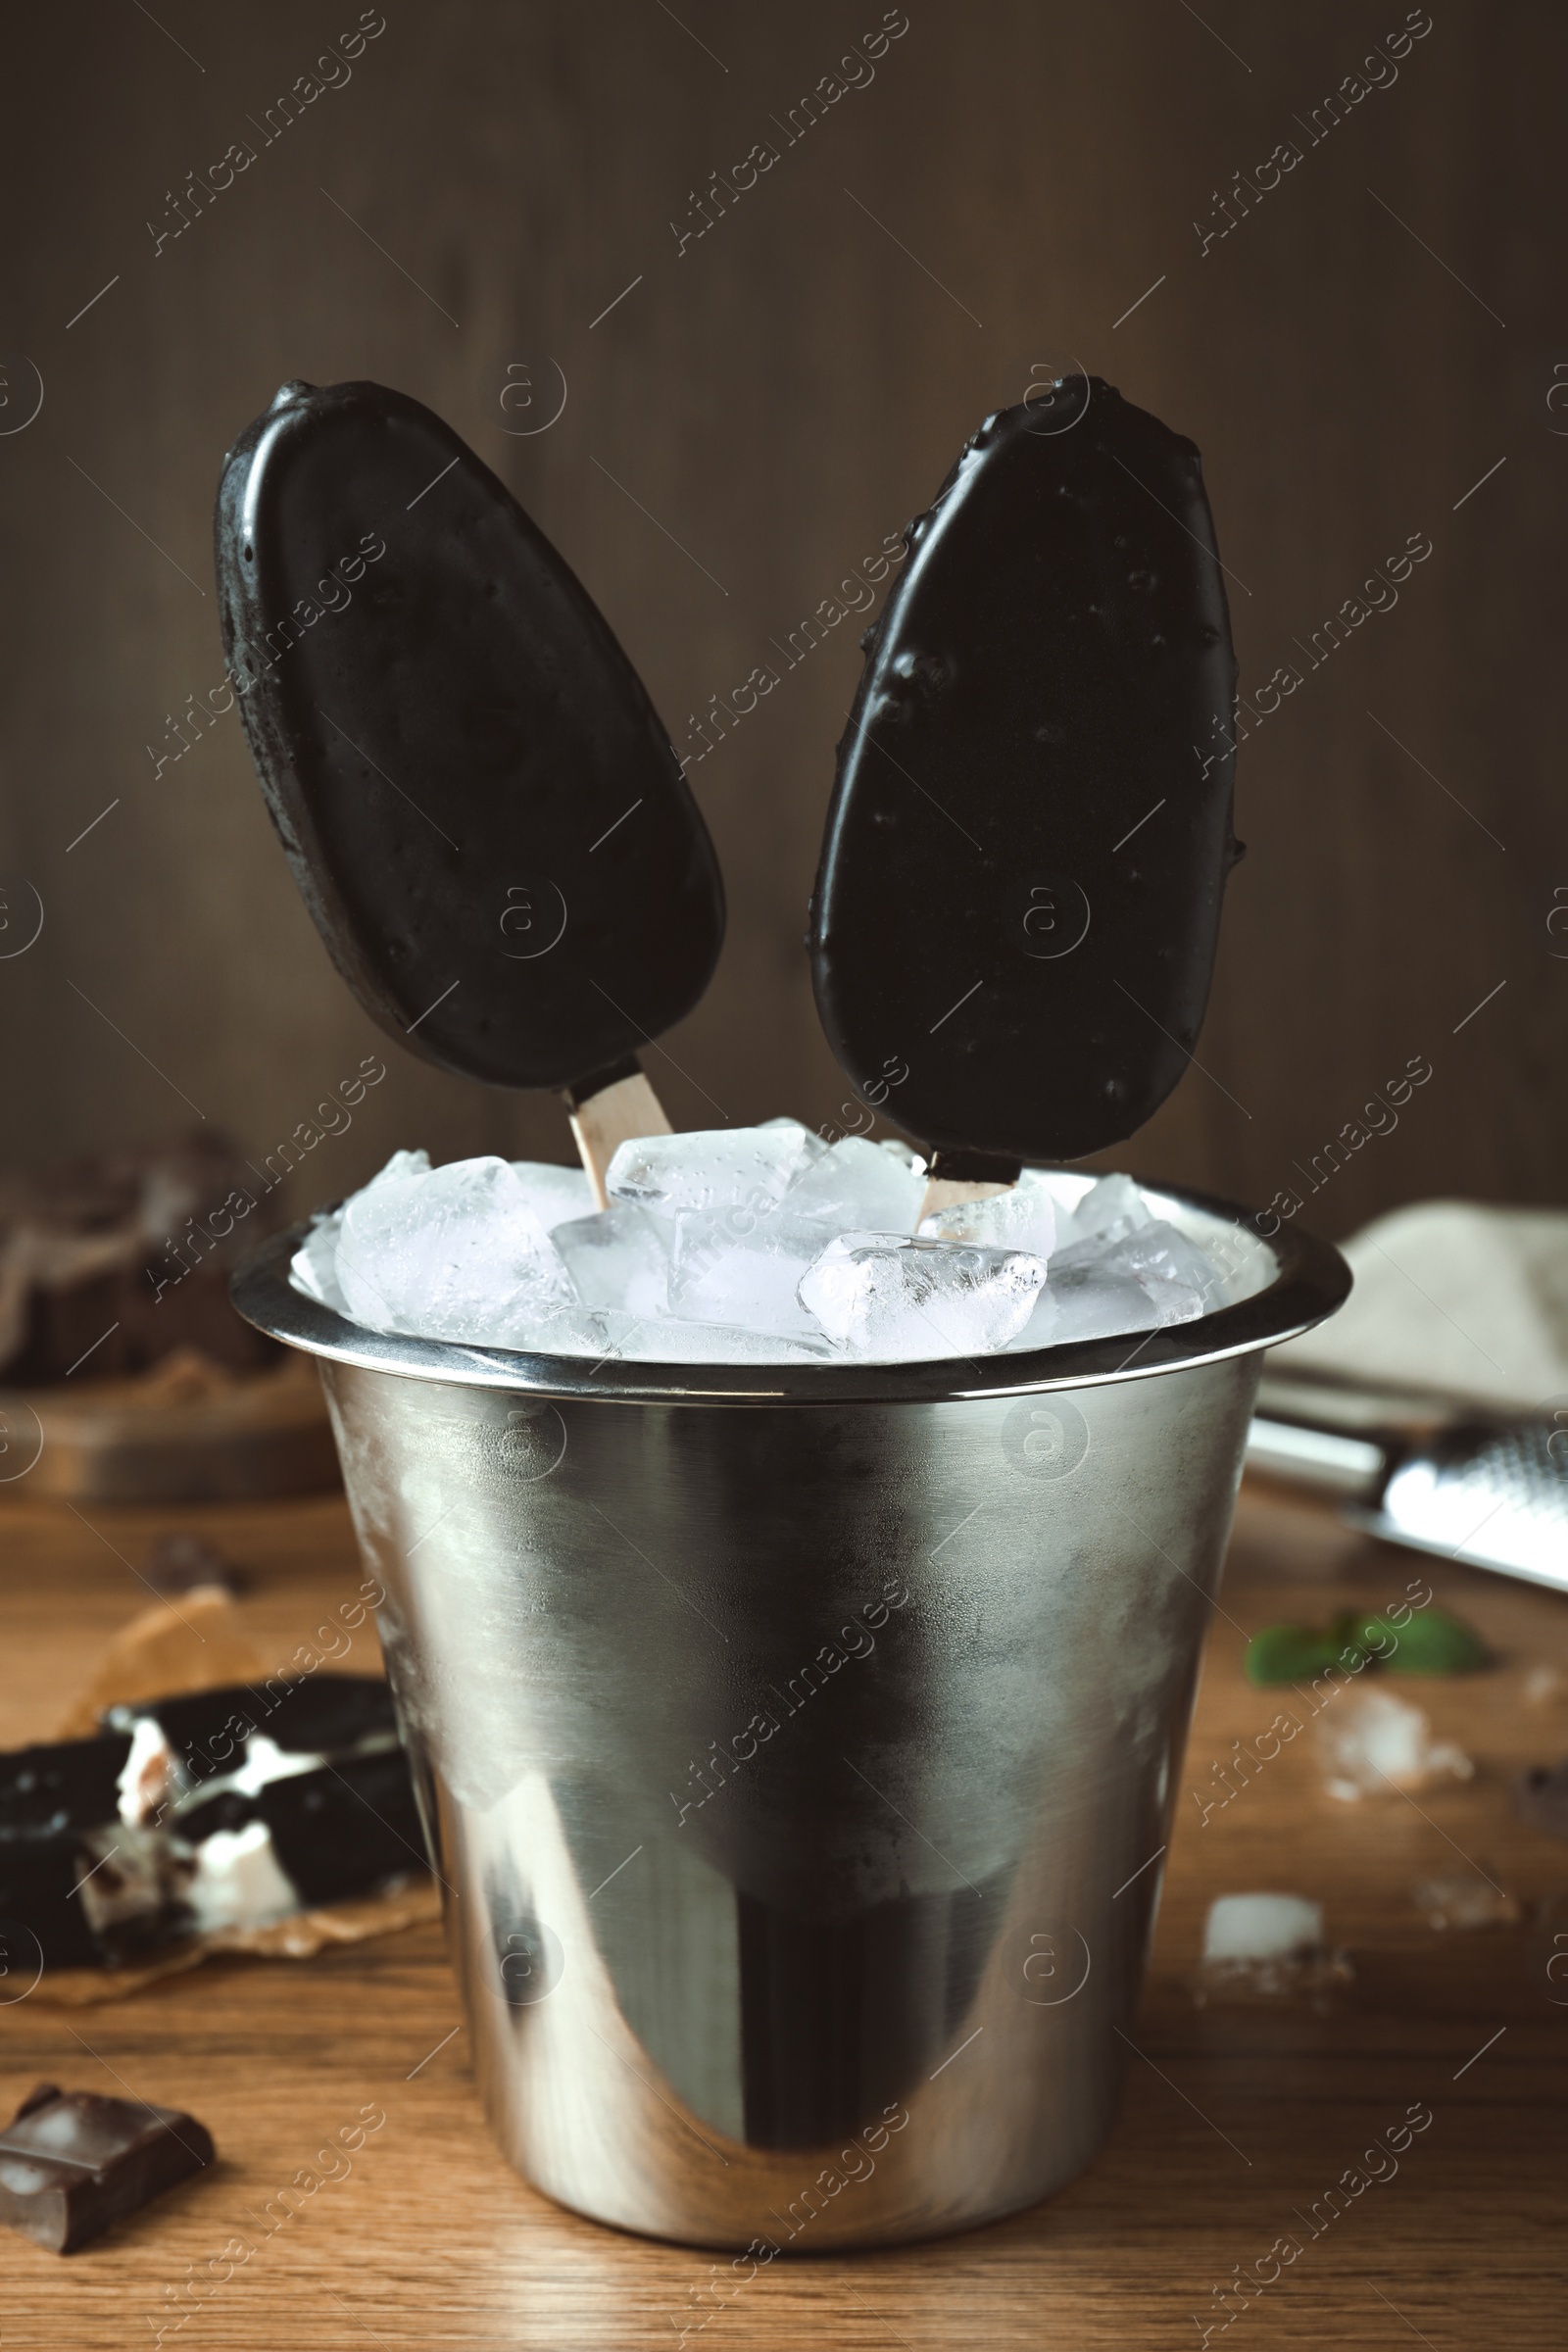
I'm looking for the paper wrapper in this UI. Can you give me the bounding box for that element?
[31,1588,440,2006]
[29,1879,443,2006]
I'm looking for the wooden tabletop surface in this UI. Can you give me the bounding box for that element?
[1,1476,1564,2348]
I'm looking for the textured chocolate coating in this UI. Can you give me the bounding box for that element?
[215,380,724,1093]
[809,378,1241,1165]
[0,2082,213,2253]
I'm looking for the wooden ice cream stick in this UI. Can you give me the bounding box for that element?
[564,1063,673,1210]
[915,1151,1020,1228]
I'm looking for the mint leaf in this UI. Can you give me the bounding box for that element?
[1382,1606,1486,1675]
[1245,1623,1342,1686]
[1243,1604,1485,1685]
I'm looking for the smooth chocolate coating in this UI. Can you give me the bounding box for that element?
[0,2082,214,2253]
[215,380,724,1093]
[255,1749,427,1904]
[809,378,1241,1165]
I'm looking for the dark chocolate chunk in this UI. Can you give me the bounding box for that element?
[214,378,725,1095]
[141,1534,250,1598]
[809,378,1241,1162]
[0,2082,214,2253]
[259,1750,427,1905]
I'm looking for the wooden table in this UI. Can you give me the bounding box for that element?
[1,1480,1564,2348]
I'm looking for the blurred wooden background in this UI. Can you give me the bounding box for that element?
[0,0,1562,1239]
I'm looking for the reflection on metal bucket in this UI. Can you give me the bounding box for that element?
[233,1191,1347,2247]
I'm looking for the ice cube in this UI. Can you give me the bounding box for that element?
[364,1149,433,1191]
[1195,1891,1352,2007]
[1409,1873,1519,1931]
[555,1201,671,1316]
[1056,1171,1153,1249]
[798,1232,1046,1360]
[1045,1210,1219,1334]
[919,1173,1056,1258]
[594,1310,837,1365]
[667,1210,825,1334]
[1006,1269,1158,1351]
[311,1125,1218,1367]
[509,1158,595,1231]
[784,1135,926,1234]
[1094,1219,1223,1317]
[607,1120,826,1216]
[1317,1687,1474,1802]
[290,1211,351,1316]
[664,1139,927,1334]
[336,1154,577,1346]
[292,1147,432,1312]
[1203,1892,1324,1963]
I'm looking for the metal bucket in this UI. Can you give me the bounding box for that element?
[233,1187,1347,2249]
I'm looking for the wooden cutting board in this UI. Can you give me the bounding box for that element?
[0,1351,337,1504]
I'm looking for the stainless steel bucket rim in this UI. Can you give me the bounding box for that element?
[232,1182,1348,1406]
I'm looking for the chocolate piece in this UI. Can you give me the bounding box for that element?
[0,2082,214,2253]
[809,378,1242,1164]
[214,378,725,1098]
[141,1533,250,1598]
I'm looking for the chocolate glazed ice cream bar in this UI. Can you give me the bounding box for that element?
[0,1677,422,1969]
[809,376,1243,1215]
[215,380,725,1203]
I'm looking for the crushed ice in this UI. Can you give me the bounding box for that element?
[1317,1687,1475,1802]
[289,1118,1230,1364]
